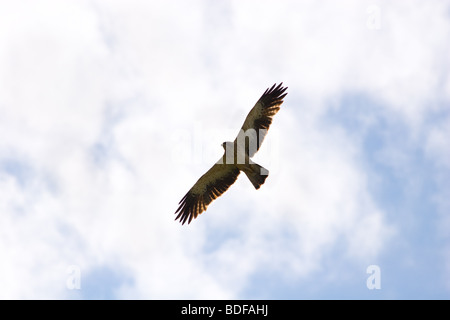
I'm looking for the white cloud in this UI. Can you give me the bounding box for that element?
[0,0,449,298]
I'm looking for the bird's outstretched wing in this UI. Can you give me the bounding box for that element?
[234,83,288,157]
[175,161,240,225]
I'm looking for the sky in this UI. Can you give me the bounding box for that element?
[0,0,449,300]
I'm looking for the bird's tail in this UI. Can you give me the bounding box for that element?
[243,162,269,189]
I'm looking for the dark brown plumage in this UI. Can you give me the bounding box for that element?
[175,164,240,225]
[175,83,287,225]
[235,83,288,156]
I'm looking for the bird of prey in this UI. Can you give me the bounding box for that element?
[175,83,288,225]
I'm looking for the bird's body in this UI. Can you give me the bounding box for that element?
[175,83,288,224]
[221,140,268,189]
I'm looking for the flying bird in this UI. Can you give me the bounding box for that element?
[175,83,288,224]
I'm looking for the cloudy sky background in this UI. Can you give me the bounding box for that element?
[0,0,449,299]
